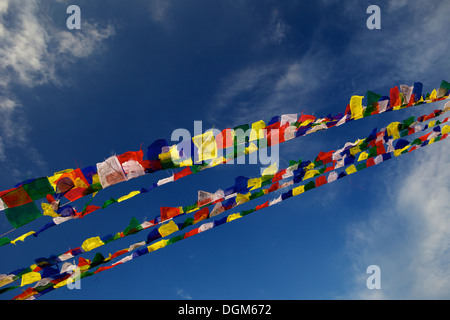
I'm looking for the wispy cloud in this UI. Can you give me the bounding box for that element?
[0,0,115,87]
[343,139,450,299]
[55,22,115,60]
[209,45,330,127]
[323,5,450,297]
[331,0,450,92]
[0,0,115,178]
[0,0,52,87]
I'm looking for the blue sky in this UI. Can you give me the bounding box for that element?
[0,0,449,299]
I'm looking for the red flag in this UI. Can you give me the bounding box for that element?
[297,114,316,124]
[160,207,181,221]
[315,175,327,187]
[184,228,199,238]
[390,86,400,107]
[255,201,269,211]
[194,207,209,224]
[216,128,234,149]
[267,181,279,193]
[117,149,145,166]
[174,167,192,181]
[316,150,334,164]
[366,157,375,167]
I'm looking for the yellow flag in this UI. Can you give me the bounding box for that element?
[74,178,88,189]
[227,213,241,223]
[350,95,364,119]
[387,121,401,139]
[117,190,140,203]
[81,236,105,252]
[262,163,278,176]
[192,131,217,161]
[21,272,41,287]
[350,145,361,156]
[148,239,169,252]
[158,220,179,238]
[358,151,369,162]
[91,174,101,197]
[394,145,410,157]
[303,169,319,180]
[236,193,250,204]
[442,125,450,134]
[158,150,172,162]
[429,89,437,100]
[299,118,314,127]
[245,142,258,155]
[305,162,315,170]
[92,173,100,185]
[247,177,262,190]
[345,165,357,175]
[11,231,35,245]
[179,158,193,167]
[41,203,59,218]
[170,145,181,161]
[249,120,266,141]
[0,275,14,287]
[292,185,305,196]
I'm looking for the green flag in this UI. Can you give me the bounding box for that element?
[5,202,42,228]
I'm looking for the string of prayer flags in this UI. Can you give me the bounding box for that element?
[1,81,448,232]
[1,106,448,250]
[17,123,448,300]
[3,110,448,291]
[1,80,449,300]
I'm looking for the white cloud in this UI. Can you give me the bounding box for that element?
[56,22,115,59]
[0,0,115,170]
[0,96,23,140]
[0,96,16,111]
[0,0,115,87]
[0,0,52,86]
[337,0,450,91]
[343,139,450,299]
